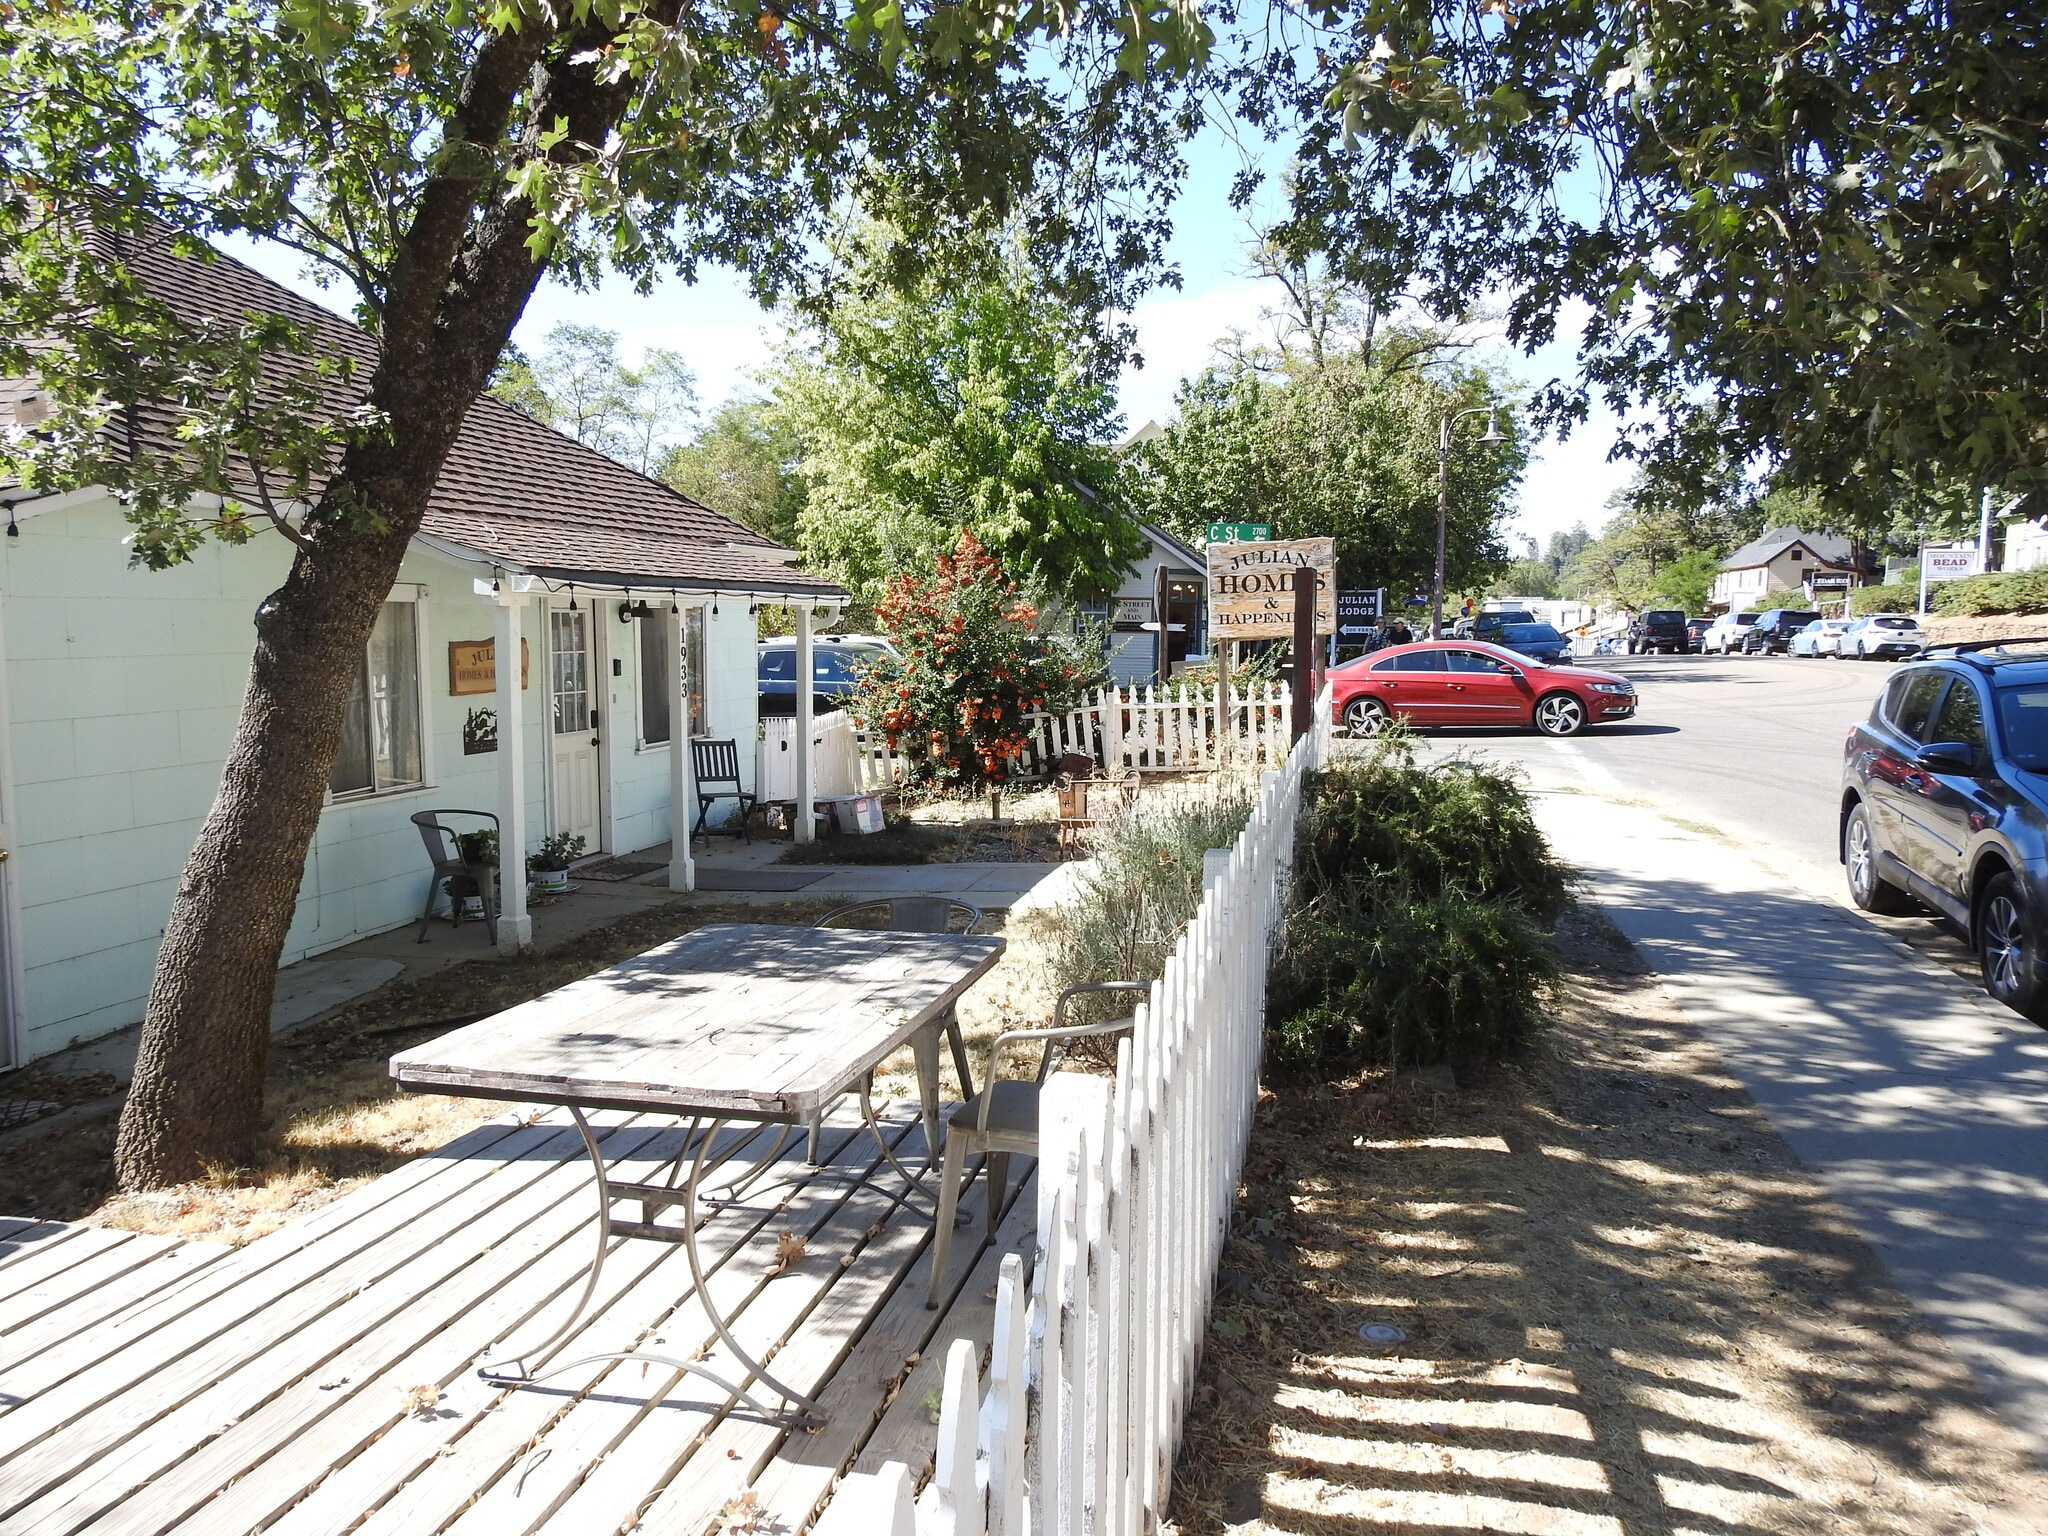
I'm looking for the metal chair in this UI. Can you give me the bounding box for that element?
[409,809,500,944]
[690,738,757,841]
[926,980,1149,1307]
[806,899,984,1163]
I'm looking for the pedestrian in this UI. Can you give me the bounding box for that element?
[1388,618,1413,647]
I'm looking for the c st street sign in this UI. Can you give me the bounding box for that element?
[1205,522,1273,545]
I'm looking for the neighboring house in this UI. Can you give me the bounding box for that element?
[1709,527,1862,611]
[1086,523,1207,686]
[1999,494,2048,572]
[0,236,845,1069]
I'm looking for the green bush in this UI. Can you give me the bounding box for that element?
[1850,581,1921,615]
[1044,777,1257,1009]
[1267,734,1569,1071]
[1932,567,2048,617]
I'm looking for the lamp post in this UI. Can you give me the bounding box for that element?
[1433,405,1508,640]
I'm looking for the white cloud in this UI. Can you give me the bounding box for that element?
[1115,280,1281,430]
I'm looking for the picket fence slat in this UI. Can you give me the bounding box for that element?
[824,690,1329,1536]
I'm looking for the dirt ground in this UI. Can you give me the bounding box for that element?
[1168,902,2048,1536]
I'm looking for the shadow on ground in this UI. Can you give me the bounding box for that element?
[1166,905,2048,1535]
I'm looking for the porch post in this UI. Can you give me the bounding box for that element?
[668,602,697,891]
[794,601,816,844]
[494,587,534,951]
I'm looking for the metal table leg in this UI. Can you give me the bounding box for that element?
[476,1108,826,1424]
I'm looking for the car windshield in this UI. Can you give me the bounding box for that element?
[1735,613,1761,624]
[1874,617,1919,629]
[1645,611,1683,623]
[1997,685,2048,770]
[1500,624,1563,643]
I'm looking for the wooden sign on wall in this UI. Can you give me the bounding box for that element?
[1207,537,1337,637]
[448,637,530,695]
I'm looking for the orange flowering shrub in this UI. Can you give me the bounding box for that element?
[851,530,1100,786]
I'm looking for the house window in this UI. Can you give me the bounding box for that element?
[330,600,424,797]
[639,606,707,747]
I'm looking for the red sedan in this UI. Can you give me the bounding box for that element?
[1332,640,1638,738]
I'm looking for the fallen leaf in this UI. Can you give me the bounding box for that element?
[401,1383,441,1419]
[772,1230,807,1275]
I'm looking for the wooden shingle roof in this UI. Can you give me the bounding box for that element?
[107,231,844,598]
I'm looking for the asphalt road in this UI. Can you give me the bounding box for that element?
[1415,648,1886,886]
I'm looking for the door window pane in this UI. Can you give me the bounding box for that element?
[329,602,423,797]
[1934,681,1987,751]
[1890,672,1946,740]
[550,609,590,736]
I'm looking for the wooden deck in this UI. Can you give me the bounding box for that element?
[0,1103,1033,1535]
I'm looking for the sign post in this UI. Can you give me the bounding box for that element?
[1205,521,1273,545]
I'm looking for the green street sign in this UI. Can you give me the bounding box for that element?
[1205,522,1273,544]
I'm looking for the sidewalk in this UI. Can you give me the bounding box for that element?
[1536,787,2048,1460]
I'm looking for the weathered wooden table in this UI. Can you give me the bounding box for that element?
[389,921,1005,1421]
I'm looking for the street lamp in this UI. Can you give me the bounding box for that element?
[1433,405,1508,640]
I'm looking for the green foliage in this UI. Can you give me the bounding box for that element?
[1931,569,2048,618]
[1850,582,1922,616]
[1754,588,1813,613]
[849,531,1100,787]
[1648,550,1719,614]
[0,0,1211,568]
[1490,559,1558,601]
[1131,330,1525,593]
[489,325,696,476]
[775,229,1146,603]
[1267,735,1568,1070]
[659,397,808,547]
[1043,778,1258,1008]
[1269,0,2047,521]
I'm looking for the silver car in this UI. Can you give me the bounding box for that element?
[1841,614,1926,659]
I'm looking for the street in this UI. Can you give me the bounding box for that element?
[1398,649,2048,1460]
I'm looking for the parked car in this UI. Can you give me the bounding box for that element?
[758,634,898,715]
[1788,618,1853,657]
[1702,611,1762,654]
[1841,644,2048,1020]
[1840,613,1926,660]
[1491,621,1573,665]
[1626,609,1689,655]
[1452,609,1534,640]
[1330,640,1638,738]
[1685,618,1712,653]
[1741,608,1823,655]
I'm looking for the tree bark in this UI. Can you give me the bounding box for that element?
[113,11,655,1188]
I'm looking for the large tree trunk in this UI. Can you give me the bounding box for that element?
[112,11,651,1188]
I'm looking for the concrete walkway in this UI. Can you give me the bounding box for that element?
[1535,788,2048,1460]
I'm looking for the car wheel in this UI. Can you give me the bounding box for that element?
[1979,873,2048,1022]
[1532,692,1586,737]
[1844,803,1914,914]
[1343,697,1390,738]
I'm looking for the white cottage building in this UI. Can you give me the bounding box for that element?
[1093,523,1208,686]
[0,238,846,1069]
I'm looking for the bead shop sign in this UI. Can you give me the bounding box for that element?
[1206,537,1337,637]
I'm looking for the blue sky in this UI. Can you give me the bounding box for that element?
[236,118,1626,551]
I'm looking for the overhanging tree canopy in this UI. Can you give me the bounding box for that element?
[1252,0,2047,522]
[0,0,1209,1186]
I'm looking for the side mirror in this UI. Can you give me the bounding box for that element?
[1915,741,1977,774]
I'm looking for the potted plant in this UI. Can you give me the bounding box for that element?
[450,828,499,919]
[527,832,587,893]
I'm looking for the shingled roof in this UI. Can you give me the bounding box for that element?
[99,231,844,599]
[1718,526,1856,572]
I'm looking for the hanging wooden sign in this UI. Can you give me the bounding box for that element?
[448,637,530,695]
[1207,537,1337,637]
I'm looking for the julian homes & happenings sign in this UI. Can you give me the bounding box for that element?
[1206,537,1338,638]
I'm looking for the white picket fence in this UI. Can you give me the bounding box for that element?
[851,683,1295,790]
[816,692,1332,1536]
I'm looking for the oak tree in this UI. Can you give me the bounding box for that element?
[0,0,1208,1185]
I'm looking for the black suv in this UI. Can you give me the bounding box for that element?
[1627,609,1688,654]
[1842,642,2048,1019]
[1743,608,1822,655]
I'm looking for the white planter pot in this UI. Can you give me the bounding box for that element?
[530,870,572,894]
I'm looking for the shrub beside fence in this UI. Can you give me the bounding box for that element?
[817,690,1332,1535]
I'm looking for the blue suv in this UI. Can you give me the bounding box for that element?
[757,636,895,715]
[1841,641,2048,1020]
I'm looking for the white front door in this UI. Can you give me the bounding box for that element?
[548,607,603,854]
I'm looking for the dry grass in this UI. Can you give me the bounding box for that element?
[0,898,839,1243]
[1167,902,2048,1536]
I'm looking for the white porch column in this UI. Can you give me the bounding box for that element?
[794,602,816,844]
[667,603,697,891]
[494,588,534,952]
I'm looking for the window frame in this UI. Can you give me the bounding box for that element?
[325,588,433,805]
[636,604,709,752]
